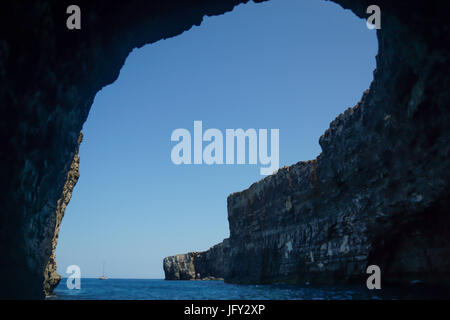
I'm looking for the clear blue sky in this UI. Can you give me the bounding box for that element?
[56,0,377,279]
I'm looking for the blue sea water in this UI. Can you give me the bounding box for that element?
[48,279,450,300]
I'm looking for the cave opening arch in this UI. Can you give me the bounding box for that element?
[54,0,377,289]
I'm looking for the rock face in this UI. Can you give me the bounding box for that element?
[0,0,449,298]
[163,240,229,280]
[225,157,450,285]
[43,133,82,296]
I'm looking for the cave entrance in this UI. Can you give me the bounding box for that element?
[54,0,377,281]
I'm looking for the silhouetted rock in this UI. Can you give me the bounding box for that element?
[0,0,259,300]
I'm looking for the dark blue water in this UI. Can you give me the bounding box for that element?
[48,279,450,300]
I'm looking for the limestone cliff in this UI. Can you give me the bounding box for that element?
[43,133,82,296]
[0,0,449,298]
[163,240,229,280]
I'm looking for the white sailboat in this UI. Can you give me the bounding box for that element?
[98,262,108,280]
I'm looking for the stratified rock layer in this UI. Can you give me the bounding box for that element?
[43,133,82,296]
[0,0,449,298]
[163,240,229,280]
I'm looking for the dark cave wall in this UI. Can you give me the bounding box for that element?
[0,0,449,298]
[0,0,260,299]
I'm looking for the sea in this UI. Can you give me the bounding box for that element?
[47,278,450,300]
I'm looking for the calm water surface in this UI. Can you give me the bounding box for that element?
[48,279,450,300]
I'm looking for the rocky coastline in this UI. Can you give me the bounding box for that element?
[164,241,229,280]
